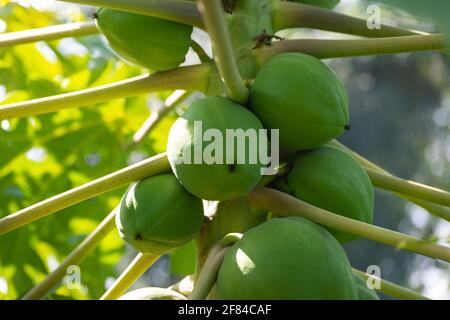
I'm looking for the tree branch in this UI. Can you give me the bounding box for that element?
[330,140,450,222]
[198,0,248,104]
[59,0,203,28]
[100,253,159,300]
[0,64,212,120]
[0,153,169,235]
[353,269,430,300]
[249,187,450,262]
[0,21,98,48]
[255,34,445,65]
[21,210,116,300]
[272,1,425,37]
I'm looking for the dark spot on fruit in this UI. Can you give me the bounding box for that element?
[228,164,236,173]
[135,233,143,241]
[345,124,351,131]
[252,30,285,49]
[222,0,237,13]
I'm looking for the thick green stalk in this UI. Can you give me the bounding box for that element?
[330,140,450,221]
[0,21,98,48]
[21,210,116,300]
[353,269,430,300]
[272,1,425,37]
[0,64,211,120]
[249,187,450,262]
[255,35,445,65]
[189,244,228,300]
[366,167,450,207]
[59,0,203,28]
[0,153,170,235]
[198,0,248,104]
[100,253,159,300]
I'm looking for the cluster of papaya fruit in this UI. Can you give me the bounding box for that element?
[96,0,379,300]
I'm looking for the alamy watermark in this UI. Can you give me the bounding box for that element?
[174,121,280,176]
[367,4,382,30]
[366,265,382,290]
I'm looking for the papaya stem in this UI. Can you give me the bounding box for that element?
[198,0,249,104]
[189,244,228,300]
[0,64,211,120]
[249,187,450,262]
[352,269,430,300]
[0,21,98,48]
[130,90,192,147]
[330,140,450,222]
[191,41,211,63]
[100,253,159,300]
[255,34,445,65]
[58,0,203,29]
[21,210,116,300]
[365,167,450,208]
[0,153,170,235]
[273,1,426,37]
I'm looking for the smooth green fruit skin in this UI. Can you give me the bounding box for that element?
[217,217,358,300]
[116,174,204,255]
[354,275,380,300]
[167,96,265,201]
[118,287,186,300]
[291,0,340,9]
[96,9,193,71]
[250,53,349,151]
[274,145,374,243]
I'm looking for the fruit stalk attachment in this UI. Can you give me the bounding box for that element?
[197,0,248,104]
[189,244,229,300]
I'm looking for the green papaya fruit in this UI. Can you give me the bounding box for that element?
[250,53,349,151]
[354,274,380,300]
[289,0,340,10]
[167,96,266,201]
[96,9,193,71]
[273,145,374,242]
[116,174,204,255]
[217,217,358,299]
[118,287,186,300]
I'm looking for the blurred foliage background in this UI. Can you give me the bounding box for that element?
[0,0,449,299]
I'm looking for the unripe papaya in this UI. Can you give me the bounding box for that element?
[118,287,186,300]
[354,275,380,300]
[167,96,266,201]
[250,53,349,151]
[116,174,204,255]
[273,145,374,243]
[96,9,193,71]
[217,217,357,299]
[290,0,340,10]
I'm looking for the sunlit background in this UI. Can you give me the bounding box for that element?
[0,0,449,299]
